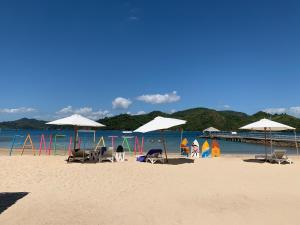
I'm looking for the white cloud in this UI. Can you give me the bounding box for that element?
[129,16,139,21]
[74,107,93,115]
[126,111,146,116]
[32,114,54,121]
[223,105,231,109]
[263,106,300,118]
[56,106,111,120]
[57,106,73,114]
[135,110,146,115]
[112,97,132,109]
[170,109,177,114]
[137,91,180,104]
[289,107,300,117]
[0,107,36,114]
[263,108,287,115]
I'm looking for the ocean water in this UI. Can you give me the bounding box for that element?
[0,129,298,155]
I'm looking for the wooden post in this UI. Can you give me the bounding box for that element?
[294,130,299,157]
[140,136,144,154]
[180,128,183,154]
[73,127,78,150]
[264,128,267,161]
[161,130,168,163]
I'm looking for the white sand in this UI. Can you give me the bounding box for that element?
[0,155,300,225]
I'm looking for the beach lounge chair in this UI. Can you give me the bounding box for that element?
[99,147,115,163]
[181,147,190,157]
[267,150,292,164]
[254,154,268,160]
[67,148,89,163]
[136,149,164,164]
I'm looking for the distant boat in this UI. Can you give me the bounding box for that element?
[122,131,133,134]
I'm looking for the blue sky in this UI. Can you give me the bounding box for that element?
[0,0,300,121]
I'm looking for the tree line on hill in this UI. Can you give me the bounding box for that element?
[1,107,299,131]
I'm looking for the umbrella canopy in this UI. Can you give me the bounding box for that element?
[203,127,220,132]
[240,118,295,160]
[47,114,105,153]
[46,114,105,127]
[240,118,295,131]
[134,116,187,162]
[134,116,186,133]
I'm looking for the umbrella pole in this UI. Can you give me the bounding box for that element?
[269,128,273,154]
[161,130,168,163]
[294,130,299,157]
[73,127,78,150]
[264,128,267,161]
[180,128,183,154]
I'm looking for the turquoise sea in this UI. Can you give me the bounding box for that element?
[0,129,298,155]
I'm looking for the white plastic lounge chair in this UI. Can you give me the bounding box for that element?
[267,150,292,164]
[99,147,115,163]
[255,154,268,160]
[146,155,164,164]
[146,150,164,164]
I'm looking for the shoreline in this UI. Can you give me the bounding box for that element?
[1,148,299,157]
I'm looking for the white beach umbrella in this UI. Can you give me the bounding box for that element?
[46,114,105,150]
[134,116,186,133]
[46,114,105,127]
[240,118,295,158]
[240,118,295,131]
[134,116,187,162]
[203,127,220,133]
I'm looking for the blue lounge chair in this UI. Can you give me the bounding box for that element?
[137,149,164,164]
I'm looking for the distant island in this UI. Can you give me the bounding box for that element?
[0,107,300,131]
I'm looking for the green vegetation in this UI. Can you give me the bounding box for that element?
[99,108,300,131]
[1,108,300,131]
[0,118,49,130]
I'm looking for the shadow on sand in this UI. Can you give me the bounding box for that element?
[243,159,266,164]
[243,158,293,165]
[0,192,29,214]
[165,158,195,165]
[65,159,130,164]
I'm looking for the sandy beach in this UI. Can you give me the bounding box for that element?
[0,154,300,225]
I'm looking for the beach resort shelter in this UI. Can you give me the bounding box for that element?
[203,127,220,133]
[134,116,187,162]
[239,118,297,158]
[46,114,105,150]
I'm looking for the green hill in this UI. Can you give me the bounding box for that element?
[98,108,300,131]
[1,108,300,131]
[0,118,48,130]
